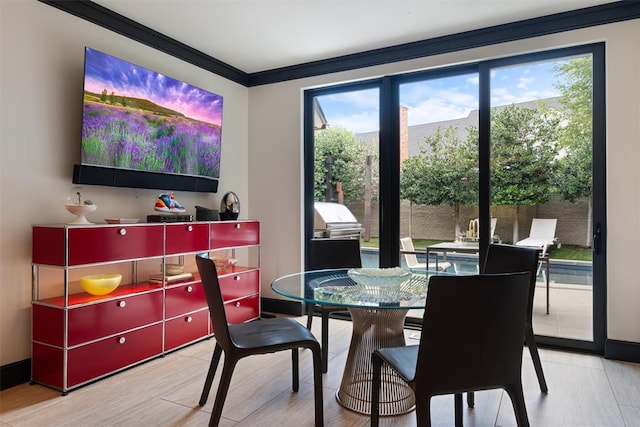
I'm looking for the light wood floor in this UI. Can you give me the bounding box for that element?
[1,317,639,427]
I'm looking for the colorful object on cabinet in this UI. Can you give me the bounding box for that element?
[79,273,122,295]
[154,192,186,213]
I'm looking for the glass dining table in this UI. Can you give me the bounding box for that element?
[271,268,449,416]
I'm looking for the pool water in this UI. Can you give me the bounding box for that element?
[361,248,593,287]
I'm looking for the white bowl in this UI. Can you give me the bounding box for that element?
[347,267,411,288]
[65,203,97,224]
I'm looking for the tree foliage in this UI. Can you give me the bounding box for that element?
[313,126,373,203]
[554,57,593,202]
[489,104,561,206]
[400,126,478,206]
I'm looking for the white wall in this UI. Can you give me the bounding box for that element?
[0,1,249,365]
[248,20,640,345]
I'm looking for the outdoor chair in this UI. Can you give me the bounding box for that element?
[466,217,498,241]
[371,272,531,427]
[466,243,548,409]
[400,237,451,272]
[516,218,558,257]
[195,255,324,427]
[306,237,362,373]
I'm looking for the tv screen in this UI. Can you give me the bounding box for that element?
[75,47,222,192]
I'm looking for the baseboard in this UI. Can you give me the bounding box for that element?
[1,359,30,390]
[604,339,640,363]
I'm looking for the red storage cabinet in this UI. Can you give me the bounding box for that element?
[225,294,260,324]
[165,310,210,351]
[66,323,163,388]
[219,270,260,302]
[210,221,259,249]
[165,222,209,255]
[165,281,207,319]
[67,292,163,346]
[32,220,260,394]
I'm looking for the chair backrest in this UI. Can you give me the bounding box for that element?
[529,218,557,241]
[482,244,540,321]
[469,218,497,239]
[415,272,530,394]
[195,254,232,352]
[400,237,419,268]
[308,238,362,270]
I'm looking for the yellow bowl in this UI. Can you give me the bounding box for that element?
[80,274,122,295]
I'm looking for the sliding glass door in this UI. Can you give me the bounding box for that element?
[304,43,605,352]
[304,82,381,268]
[484,46,605,350]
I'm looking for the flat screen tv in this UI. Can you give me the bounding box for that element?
[73,47,222,192]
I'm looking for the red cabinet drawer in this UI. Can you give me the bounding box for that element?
[165,223,209,255]
[165,310,209,351]
[32,342,64,390]
[33,304,64,346]
[219,270,260,302]
[67,323,163,388]
[165,282,207,319]
[210,221,259,249]
[224,294,259,324]
[68,291,163,346]
[67,225,164,265]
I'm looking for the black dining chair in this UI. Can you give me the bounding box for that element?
[371,272,531,427]
[465,243,548,407]
[306,238,362,373]
[195,255,324,427]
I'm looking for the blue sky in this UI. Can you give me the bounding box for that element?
[83,48,223,125]
[317,60,566,134]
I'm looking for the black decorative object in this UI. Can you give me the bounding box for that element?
[195,206,219,221]
[219,192,240,220]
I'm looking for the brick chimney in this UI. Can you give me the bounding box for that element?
[400,105,409,163]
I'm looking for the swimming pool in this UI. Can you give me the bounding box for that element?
[361,248,593,286]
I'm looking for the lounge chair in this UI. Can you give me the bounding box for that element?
[516,218,558,257]
[400,237,451,272]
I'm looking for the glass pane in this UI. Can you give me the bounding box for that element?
[314,89,380,267]
[489,56,594,341]
[399,74,480,274]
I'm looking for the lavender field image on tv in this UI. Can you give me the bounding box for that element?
[81,48,223,178]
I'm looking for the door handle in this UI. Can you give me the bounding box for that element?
[593,224,602,255]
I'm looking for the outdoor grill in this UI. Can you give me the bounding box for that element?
[313,202,364,239]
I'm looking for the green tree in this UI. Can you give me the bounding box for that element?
[313,126,372,204]
[400,126,478,237]
[100,89,107,102]
[489,104,561,242]
[554,57,593,246]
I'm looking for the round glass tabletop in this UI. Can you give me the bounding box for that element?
[271,268,449,309]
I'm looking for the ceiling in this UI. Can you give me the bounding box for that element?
[91,0,616,74]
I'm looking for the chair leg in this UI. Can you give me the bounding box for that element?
[209,357,238,427]
[525,324,548,393]
[467,391,475,408]
[415,394,432,427]
[370,353,382,427]
[291,348,299,392]
[454,393,463,427]
[306,303,315,330]
[505,384,530,427]
[199,344,223,406]
[321,311,329,373]
[310,343,324,427]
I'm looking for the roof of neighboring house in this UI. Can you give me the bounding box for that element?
[356,97,561,156]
